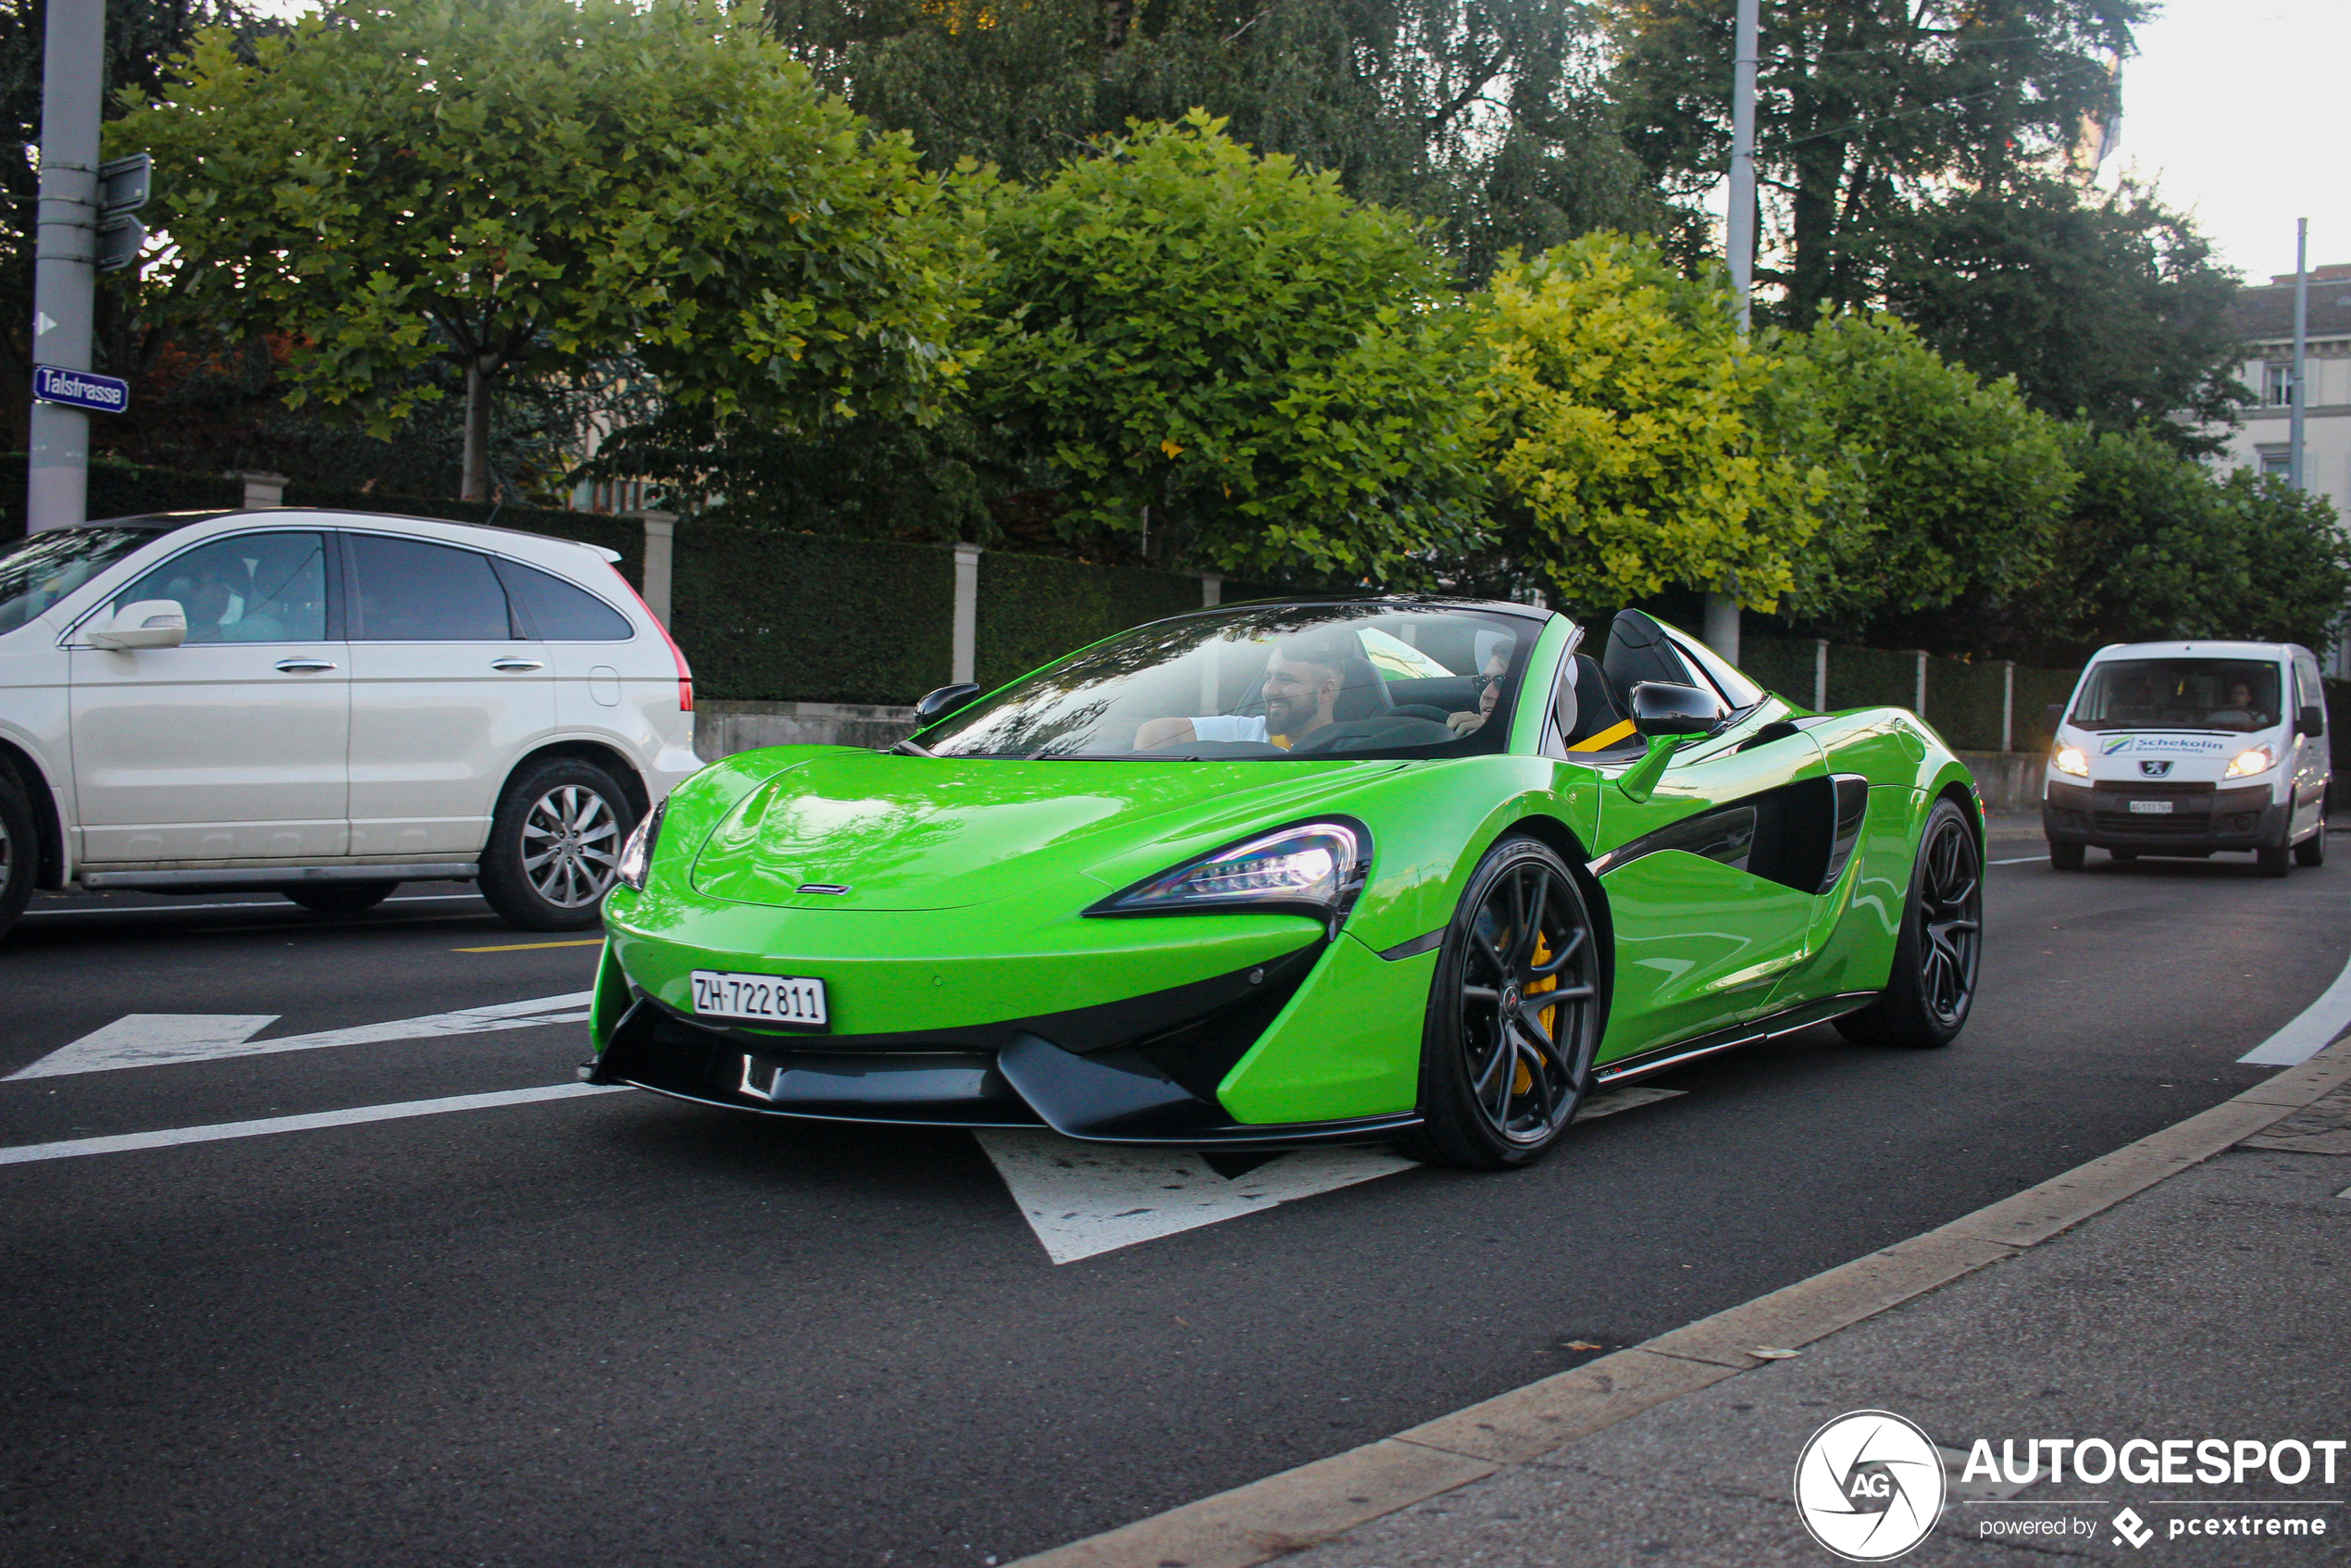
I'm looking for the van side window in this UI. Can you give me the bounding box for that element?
[113,531,329,643]
[348,534,517,641]
[492,558,633,641]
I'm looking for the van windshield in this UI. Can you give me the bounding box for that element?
[2067,658,2283,734]
[0,527,155,637]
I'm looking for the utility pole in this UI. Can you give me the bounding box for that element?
[2290,218,2308,492]
[27,0,106,534]
[1703,0,1760,662]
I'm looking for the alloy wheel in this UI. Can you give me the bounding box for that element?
[519,784,621,908]
[1455,860,1599,1146]
[1914,813,1982,1025]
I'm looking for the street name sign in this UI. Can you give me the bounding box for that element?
[32,366,130,414]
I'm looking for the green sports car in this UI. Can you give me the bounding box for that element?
[586,599,1983,1169]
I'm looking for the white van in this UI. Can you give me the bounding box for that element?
[2043,640,2332,876]
[0,509,703,938]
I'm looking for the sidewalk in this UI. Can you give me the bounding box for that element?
[1017,1041,2351,1568]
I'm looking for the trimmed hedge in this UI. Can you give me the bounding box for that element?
[1,454,241,531]
[976,554,1205,690]
[281,481,647,588]
[1740,634,1816,706]
[668,524,954,705]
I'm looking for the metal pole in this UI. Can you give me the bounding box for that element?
[27,0,106,533]
[2290,218,2308,492]
[1703,0,1760,659]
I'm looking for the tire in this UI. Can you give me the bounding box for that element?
[1405,837,1604,1171]
[282,881,399,915]
[0,766,36,943]
[2048,839,2084,871]
[2110,847,2137,863]
[1836,799,1982,1051]
[2295,816,2326,867]
[2257,843,2291,877]
[477,757,637,931]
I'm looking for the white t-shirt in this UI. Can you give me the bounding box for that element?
[1188,715,1271,743]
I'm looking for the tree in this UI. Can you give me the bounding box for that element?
[1772,311,2074,640]
[1608,0,2142,324]
[1478,233,1824,614]
[1881,175,2245,454]
[2024,428,2351,657]
[973,113,1492,582]
[121,0,979,500]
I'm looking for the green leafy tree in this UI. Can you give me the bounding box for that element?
[1772,311,2074,638]
[1608,0,2142,322]
[1479,232,1824,613]
[121,0,978,500]
[974,113,1491,581]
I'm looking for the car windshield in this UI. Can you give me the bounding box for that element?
[2068,658,2284,733]
[917,603,1544,761]
[0,526,155,637]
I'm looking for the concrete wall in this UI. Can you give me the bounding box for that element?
[1956,751,2042,816]
[695,699,917,761]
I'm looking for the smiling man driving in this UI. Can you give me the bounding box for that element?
[1134,629,1356,752]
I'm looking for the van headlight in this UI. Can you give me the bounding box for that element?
[2053,745,2089,778]
[2224,745,2274,779]
[615,800,666,891]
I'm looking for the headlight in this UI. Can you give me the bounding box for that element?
[2225,745,2274,778]
[2053,745,2088,777]
[1089,820,1370,927]
[615,799,666,891]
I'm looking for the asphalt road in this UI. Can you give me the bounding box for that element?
[1,832,2345,1568]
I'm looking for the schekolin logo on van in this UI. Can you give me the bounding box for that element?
[2099,734,2232,757]
[1794,1411,1947,1561]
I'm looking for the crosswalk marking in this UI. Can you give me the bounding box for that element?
[0,1084,622,1165]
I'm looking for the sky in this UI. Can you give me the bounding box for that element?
[2111,0,2348,283]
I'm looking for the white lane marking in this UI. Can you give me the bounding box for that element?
[1989,854,2047,865]
[2240,946,2351,1064]
[6,991,594,1080]
[976,1131,1416,1264]
[1575,1085,1686,1120]
[25,894,484,917]
[0,1083,622,1166]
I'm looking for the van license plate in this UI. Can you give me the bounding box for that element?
[2127,800,2173,815]
[691,970,828,1027]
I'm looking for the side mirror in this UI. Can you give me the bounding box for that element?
[1628,680,1725,738]
[87,599,187,651]
[2298,704,2326,739]
[914,682,983,724]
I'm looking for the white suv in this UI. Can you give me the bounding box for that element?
[0,508,703,937]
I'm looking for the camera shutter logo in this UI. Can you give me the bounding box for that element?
[1793,1410,1947,1561]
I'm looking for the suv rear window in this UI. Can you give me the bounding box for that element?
[493,559,632,641]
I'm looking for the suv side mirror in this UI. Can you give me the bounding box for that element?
[1628,680,1725,738]
[914,682,983,724]
[2298,704,2326,739]
[87,599,187,651]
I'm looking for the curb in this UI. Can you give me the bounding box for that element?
[1008,1035,2351,1568]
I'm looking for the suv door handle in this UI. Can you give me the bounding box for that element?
[273,658,337,673]
[491,658,545,672]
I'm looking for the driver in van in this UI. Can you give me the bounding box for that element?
[1135,630,1354,751]
[2209,680,2270,729]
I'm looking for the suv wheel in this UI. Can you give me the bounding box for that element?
[0,767,36,942]
[478,758,637,931]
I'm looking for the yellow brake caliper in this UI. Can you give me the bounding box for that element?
[1514,930,1560,1096]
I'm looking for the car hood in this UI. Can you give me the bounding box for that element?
[689,750,1406,911]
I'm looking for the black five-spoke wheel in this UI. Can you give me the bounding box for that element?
[1411,837,1603,1169]
[1838,797,1982,1050]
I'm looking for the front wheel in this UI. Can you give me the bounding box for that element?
[0,766,36,943]
[478,758,637,931]
[2048,839,2084,871]
[1837,799,1982,1051]
[2295,818,2327,867]
[1406,837,1604,1171]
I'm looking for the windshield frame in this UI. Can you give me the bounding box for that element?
[912,598,1555,764]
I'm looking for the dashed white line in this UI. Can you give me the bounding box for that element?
[1988,853,2047,865]
[0,1083,621,1166]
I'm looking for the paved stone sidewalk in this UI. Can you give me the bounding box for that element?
[1279,1136,2351,1567]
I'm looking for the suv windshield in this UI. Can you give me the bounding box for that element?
[2068,657,2284,734]
[918,603,1543,760]
[0,527,156,637]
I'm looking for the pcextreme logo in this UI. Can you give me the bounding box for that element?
[1794,1411,1947,1562]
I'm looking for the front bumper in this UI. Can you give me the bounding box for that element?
[2043,781,2283,851]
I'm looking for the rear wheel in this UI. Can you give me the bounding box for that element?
[0,766,36,943]
[2048,839,2084,871]
[283,881,398,915]
[1838,799,1982,1051]
[2295,816,2327,867]
[478,758,636,931]
[1406,837,1603,1171]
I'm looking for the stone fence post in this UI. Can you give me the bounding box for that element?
[627,509,678,627]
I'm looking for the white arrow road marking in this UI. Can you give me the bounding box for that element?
[6,991,594,1080]
[0,1084,623,1165]
[976,1132,1417,1264]
[976,1085,1687,1264]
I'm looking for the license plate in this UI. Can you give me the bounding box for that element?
[690,970,827,1027]
[2127,800,2173,815]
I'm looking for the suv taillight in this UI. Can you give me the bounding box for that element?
[608,564,694,712]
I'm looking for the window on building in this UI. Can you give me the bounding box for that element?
[2264,364,2294,406]
[2258,447,2293,479]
